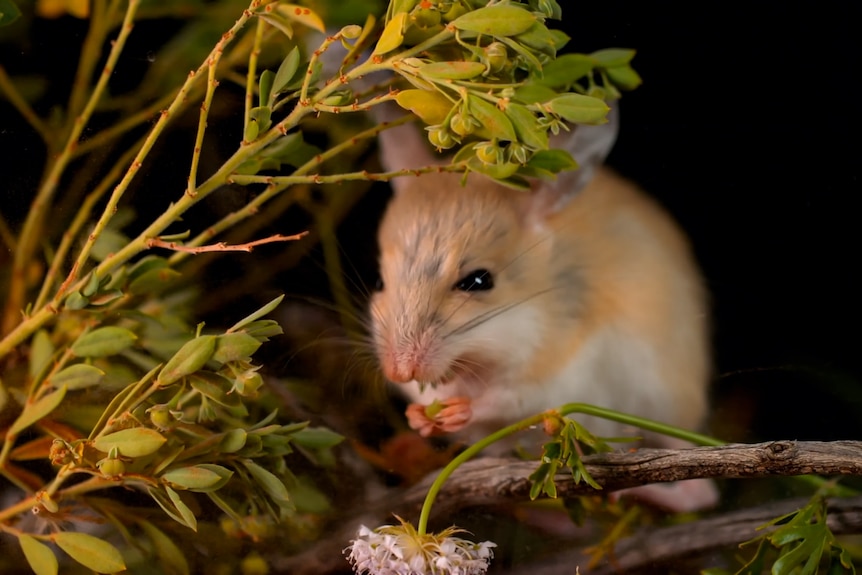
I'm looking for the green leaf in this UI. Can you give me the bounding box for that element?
[189,372,244,409]
[292,426,344,449]
[373,11,406,55]
[544,93,609,125]
[9,387,67,435]
[220,429,248,453]
[590,48,636,67]
[49,364,105,390]
[467,97,516,141]
[159,335,216,385]
[148,487,197,530]
[138,520,190,575]
[53,532,126,573]
[162,464,233,492]
[505,102,548,150]
[527,149,577,174]
[606,64,643,91]
[394,89,452,126]
[419,61,486,80]
[240,320,284,340]
[166,485,197,531]
[259,69,274,108]
[29,329,54,380]
[451,5,536,37]
[513,84,558,105]
[71,326,137,358]
[128,264,182,296]
[0,0,22,27]
[90,228,129,262]
[243,459,292,508]
[537,53,595,88]
[272,46,301,95]
[244,119,260,142]
[228,295,285,333]
[63,291,90,310]
[19,535,58,575]
[93,427,166,458]
[513,22,558,57]
[212,332,262,363]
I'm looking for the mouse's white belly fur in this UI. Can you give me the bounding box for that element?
[404,321,677,448]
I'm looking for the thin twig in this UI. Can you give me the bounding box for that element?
[244,17,266,131]
[1,0,141,338]
[147,232,308,254]
[0,65,51,143]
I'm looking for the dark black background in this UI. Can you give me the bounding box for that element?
[2,1,860,442]
[554,1,861,442]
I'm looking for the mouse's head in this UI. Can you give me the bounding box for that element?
[368,104,618,389]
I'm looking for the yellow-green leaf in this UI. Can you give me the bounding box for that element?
[243,459,291,508]
[467,97,516,141]
[162,464,233,492]
[606,64,643,91]
[93,427,166,458]
[19,535,58,575]
[590,48,636,67]
[419,61,486,80]
[139,520,190,575]
[373,11,407,55]
[71,326,137,358]
[166,485,197,531]
[9,387,67,435]
[49,364,105,390]
[395,89,452,125]
[505,102,548,150]
[29,330,54,380]
[159,335,216,385]
[277,4,325,33]
[53,532,126,573]
[212,332,262,364]
[545,94,609,125]
[451,5,536,37]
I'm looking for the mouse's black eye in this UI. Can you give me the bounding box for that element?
[454,269,494,292]
[373,276,384,292]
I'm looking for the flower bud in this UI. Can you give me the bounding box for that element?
[484,42,508,73]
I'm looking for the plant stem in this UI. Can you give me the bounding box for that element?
[1,0,141,339]
[416,403,724,535]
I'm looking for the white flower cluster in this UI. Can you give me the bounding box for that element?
[345,522,496,575]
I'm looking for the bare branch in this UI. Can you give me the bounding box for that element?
[273,440,862,574]
[146,232,308,254]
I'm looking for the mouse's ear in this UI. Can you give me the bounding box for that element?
[531,104,619,213]
[374,101,442,195]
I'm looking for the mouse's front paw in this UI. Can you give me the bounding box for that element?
[406,397,472,437]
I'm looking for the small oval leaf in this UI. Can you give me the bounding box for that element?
[373,11,407,55]
[166,485,198,531]
[467,97,517,141]
[19,535,58,575]
[159,335,216,385]
[29,330,54,380]
[71,326,137,358]
[162,464,232,491]
[451,5,536,37]
[212,332,262,364]
[277,4,325,33]
[590,48,636,67]
[243,460,291,507]
[93,427,166,458]
[49,364,105,390]
[220,429,248,453]
[420,61,486,80]
[394,89,453,125]
[9,387,67,436]
[544,94,609,125]
[53,532,126,573]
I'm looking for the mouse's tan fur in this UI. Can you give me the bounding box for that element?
[368,107,717,511]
